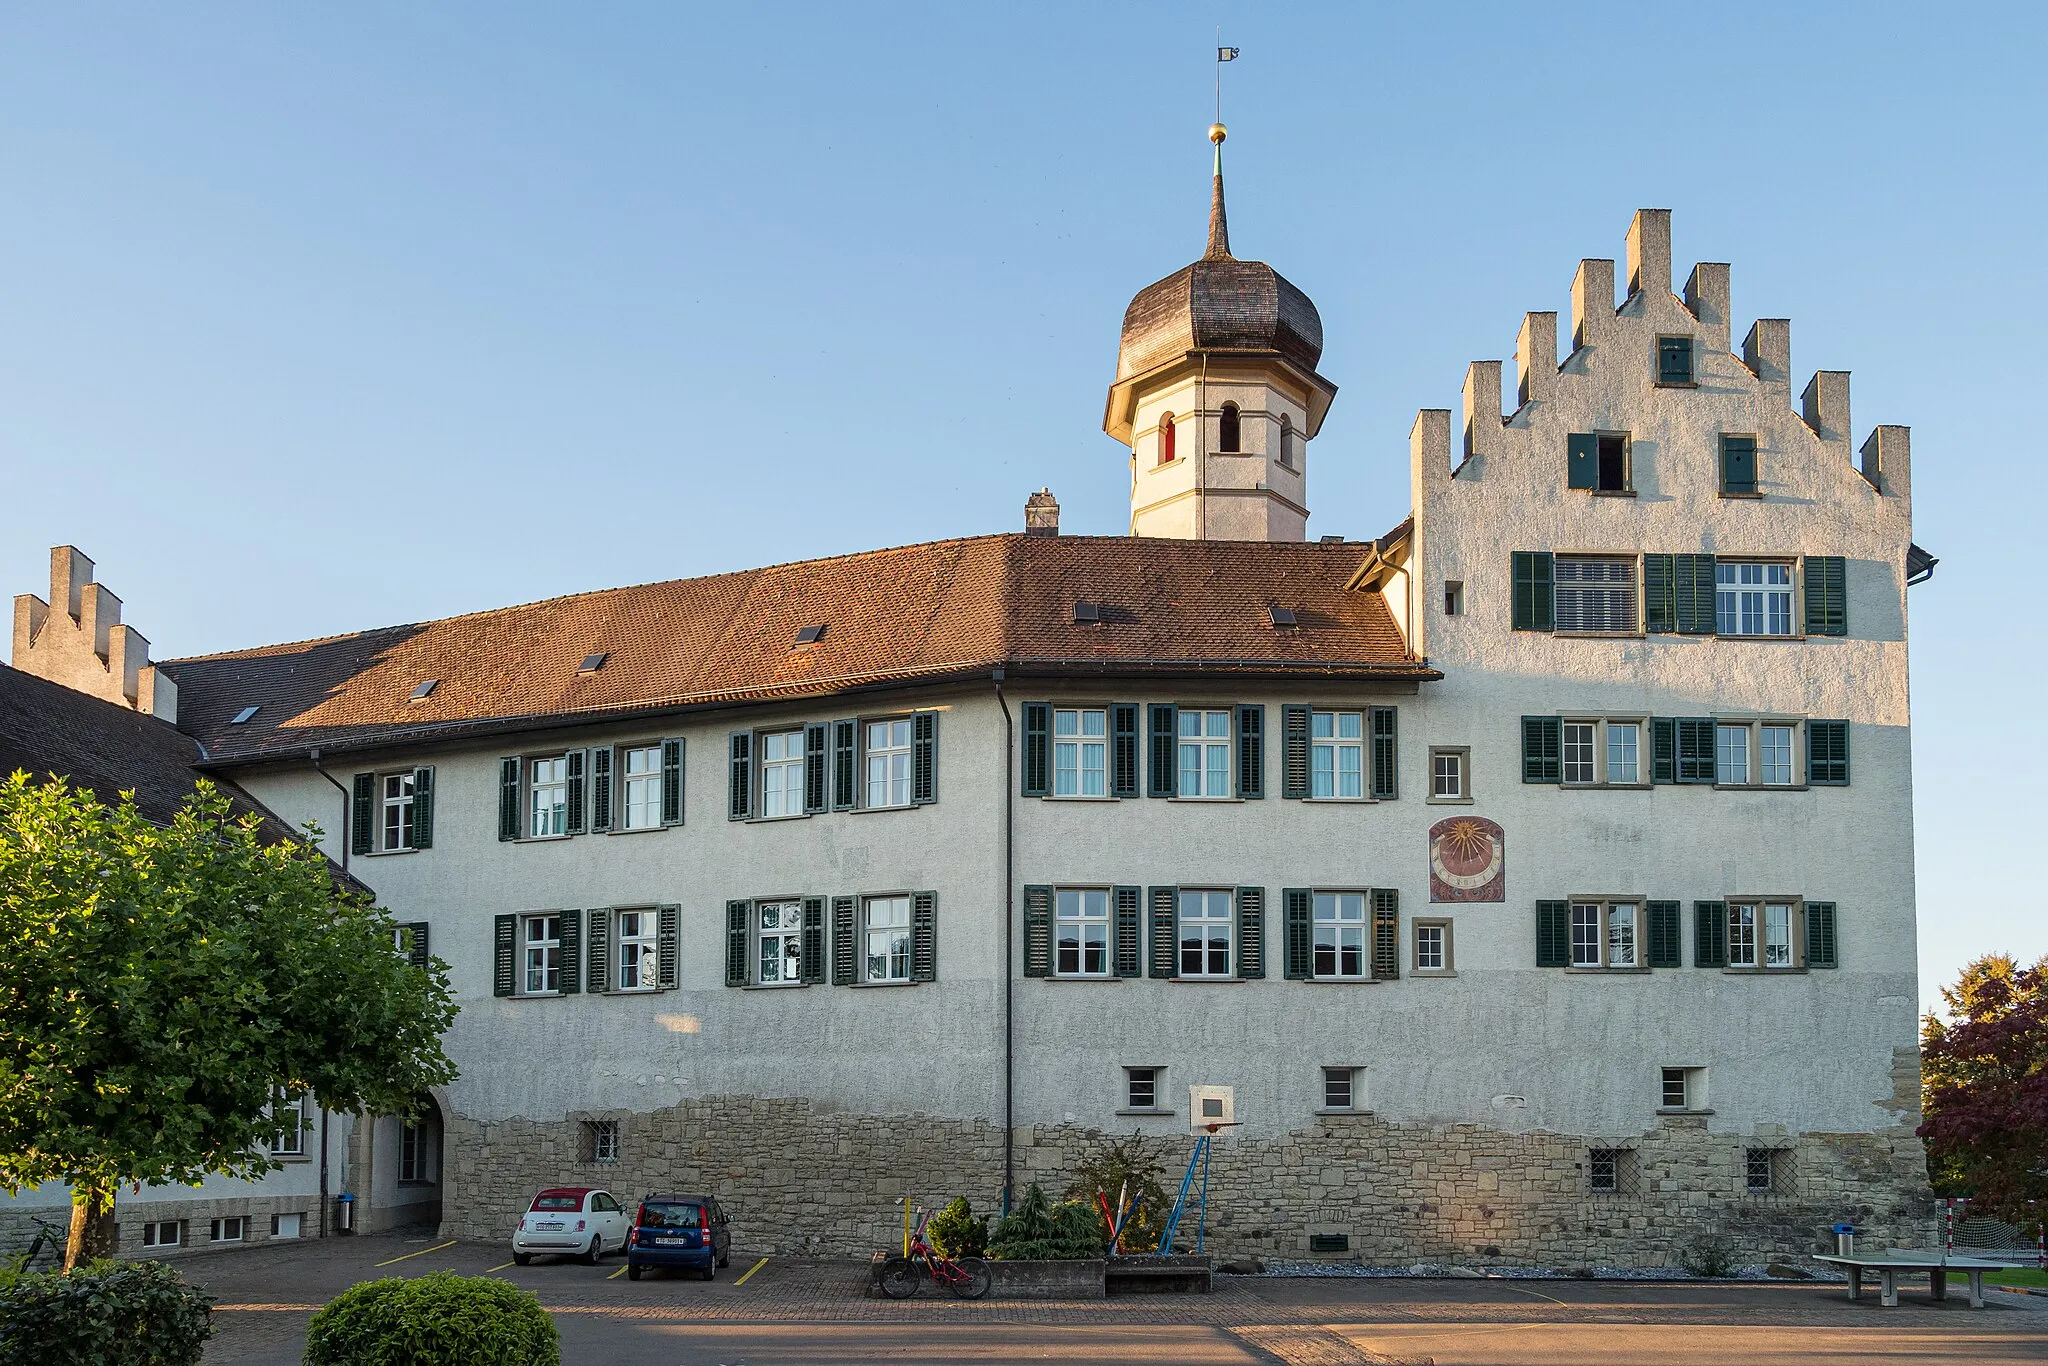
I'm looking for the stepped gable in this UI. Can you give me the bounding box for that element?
[164,534,1433,764]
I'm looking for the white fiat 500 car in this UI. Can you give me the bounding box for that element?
[510,1187,629,1265]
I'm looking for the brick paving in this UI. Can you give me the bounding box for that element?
[186,1230,2048,1366]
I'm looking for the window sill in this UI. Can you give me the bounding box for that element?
[1411,969,1458,979]
[1151,456,1186,472]
[365,847,419,857]
[849,802,921,816]
[1115,1107,1176,1117]
[1168,976,1246,985]
[1046,975,1122,983]
[743,813,813,825]
[395,1180,439,1189]
[1553,631,1646,640]
[854,978,919,988]
[1655,1107,1715,1117]
[515,834,573,844]
[1717,489,1764,499]
[1041,794,1120,803]
[269,1154,314,1164]
[1588,488,1638,497]
[1720,967,1808,976]
[1425,795,1473,805]
[1300,796,1377,805]
[610,985,660,995]
[1714,633,1806,643]
[1564,966,1654,974]
[1653,380,1699,390]
[1557,782,1653,791]
[740,982,813,991]
[604,825,671,836]
[1314,1107,1374,1118]
[1713,784,1809,792]
[1295,976,1382,985]
[1168,796,1245,804]
[514,992,563,1000]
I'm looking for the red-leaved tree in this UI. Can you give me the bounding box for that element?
[1919,954,2048,1223]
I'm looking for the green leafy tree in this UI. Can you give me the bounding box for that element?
[1920,953,2048,1222]
[1063,1131,1172,1254]
[0,775,458,1269]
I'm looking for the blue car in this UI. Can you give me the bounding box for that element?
[625,1193,732,1280]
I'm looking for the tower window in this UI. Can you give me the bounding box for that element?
[1158,412,1176,466]
[1279,415,1295,469]
[1219,402,1241,453]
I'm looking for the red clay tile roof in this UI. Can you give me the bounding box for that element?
[164,534,1434,765]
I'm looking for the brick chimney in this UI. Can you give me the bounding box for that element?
[11,546,178,722]
[1024,488,1060,537]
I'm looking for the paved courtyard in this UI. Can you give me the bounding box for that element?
[186,1230,2048,1365]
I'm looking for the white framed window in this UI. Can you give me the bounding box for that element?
[528,756,569,837]
[142,1220,182,1248]
[1321,1066,1361,1111]
[1055,888,1110,977]
[864,895,912,983]
[1312,891,1368,980]
[271,1092,306,1156]
[1570,899,1641,969]
[1716,724,1749,785]
[522,914,561,995]
[1725,900,1805,970]
[582,1119,620,1165]
[380,773,415,851]
[1606,723,1640,784]
[621,745,663,830]
[1178,710,1232,797]
[1711,719,1804,788]
[1554,555,1638,635]
[616,909,657,991]
[756,901,804,983]
[210,1216,245,1243]
[760,731,804,817]
[1661,1066,1706,1111]
[1052,709,1108,797]
[1716,561,1794,637]
[1760,903,1795,968]
[1759,725,1794,786]
[1412,919,1453,974]
[1562,722,1597,785]
[1124,1066,1162,1111]
[1310,711,1364,798]
[1428,748,1467,800]
[866,719,915,808]
[1176,889,1233,978]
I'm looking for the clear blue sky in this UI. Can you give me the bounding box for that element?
[3,3,2040,1013]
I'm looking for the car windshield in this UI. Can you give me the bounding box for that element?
[531,1195,582,1212]
[639,1202,702,1228]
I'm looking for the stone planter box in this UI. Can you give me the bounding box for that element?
[1107,1254,1214,1295]
[865,1254,1107,1299]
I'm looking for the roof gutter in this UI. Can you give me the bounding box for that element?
[991,670,1015,1217]
[308,748,351,876]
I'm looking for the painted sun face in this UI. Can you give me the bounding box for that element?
[1430,816,1505,899]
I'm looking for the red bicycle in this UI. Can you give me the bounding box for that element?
[878,1210,992,1300]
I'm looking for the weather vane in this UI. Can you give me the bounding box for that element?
[1213,34,1237,156]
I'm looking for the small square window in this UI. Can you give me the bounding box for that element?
[1443,581,1463,617]
[142,1220,182,1248]
[210,1216,245,1243]
[1125,1067,1161,1111]
[582,1119,620,1165]
[1412,920,1452,974]
[1597,434,1630,491]
[1321,1066,1357,1111]
[1587,1147,1638,1196]
[1429,749,1467,800]
[1657,335,1695,385]
[1746,1147,1792,1193]
[1661,1067,1689,1110]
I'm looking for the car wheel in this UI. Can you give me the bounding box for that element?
[627,1264,642,1281]
[702,1260,716,1281]
[718,1248,729,1268]
[512,1252,531,1267]
[580,1236,601,1267]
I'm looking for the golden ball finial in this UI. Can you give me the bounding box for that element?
[1208,122,1228,145]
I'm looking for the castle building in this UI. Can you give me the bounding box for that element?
[3,132,1935,1265]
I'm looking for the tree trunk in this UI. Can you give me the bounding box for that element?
[64,1182,116,1271]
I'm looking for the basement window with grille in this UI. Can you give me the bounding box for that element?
[1746,1148,1793,1195]
[1586,1147,1640,1197]
[582,1119,620,1165]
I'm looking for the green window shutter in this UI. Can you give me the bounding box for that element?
[911,891,937,982]
[1658,336,1694,384]
[661,738,684,825]
[1676,718,1715,783]
[411,767,434,849]
[1536,901,1570,967]
[1721,436,1757,494]
[1111,703,1140,798]
[1148,886,1177,978]
[1808,720,1851,785]
[1522,716,1561,784]
[585,908,610,994]
[498,757,522,842]
[1511,551,1555,631]
[657,904,680,989]
[1235,704,1265,799]
[1804,556,1848,636]
[351,773,376,856]
[1112,886,1142,978]
[565,749,586,835]
[405,922,431,971]
[1643,555,1676,633]
[727,732,753,821]
[1695,901,1728,968]
[1370,889,1399,981]
[1567,433,1598,489]
[1236,886,1265,979]
[1370,706,1398,799]
[558,909,582,994]
[912,711,938,806]
[1646,901,1681,968]
[493,914,517,996]
[1805,902,1838,969]
[1675,555,1717,634]
[1021,703,1051,797]
[1148,704,1179,797]
[800,896,826,983]
[1281,705,1311,799]
[1651,718,1676,783]
[1022,886,1053,978]
[589,747,613,833]
[831,896,857,985]
[803,723,828,815]
[1283,889,1312,980]
[725,900,750,986]
[832,720,857,810]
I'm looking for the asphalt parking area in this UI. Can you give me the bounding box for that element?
[188,1231,2048,1366]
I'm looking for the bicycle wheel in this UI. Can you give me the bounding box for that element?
[947,1256,992,1300]
[878,1256,922,1299]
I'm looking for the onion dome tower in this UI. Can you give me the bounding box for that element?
[1105,123,1338,541]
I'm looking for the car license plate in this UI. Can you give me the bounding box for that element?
[536,1222,564,1231]
[655,1236,685,1246]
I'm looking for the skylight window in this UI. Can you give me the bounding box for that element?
[230,706,260,725]
[409,680,438,702]
[578,653,608,674]
[1269,606,1299,628]
[1072,602,1101,624]
[793,624,826,646]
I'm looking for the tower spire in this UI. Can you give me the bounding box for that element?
[1205,122,1231,260]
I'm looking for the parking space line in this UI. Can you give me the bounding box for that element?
[373,1239,456,1267]
[732,1257,768,1286]
[606,1263,629,1279]
[483,1261,516,1273]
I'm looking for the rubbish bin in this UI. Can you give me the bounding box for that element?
[336,1193,355,1234]
[1832,1222,1854,1256]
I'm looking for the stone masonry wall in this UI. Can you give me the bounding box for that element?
[0,1195,323,1264]
[443,1094,1932,1267]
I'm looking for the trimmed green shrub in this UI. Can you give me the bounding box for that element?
[927,1197,989,1259]
[303,1272,558,1366]
[987,1183,1105,1261]
[0,1258,213,1366]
